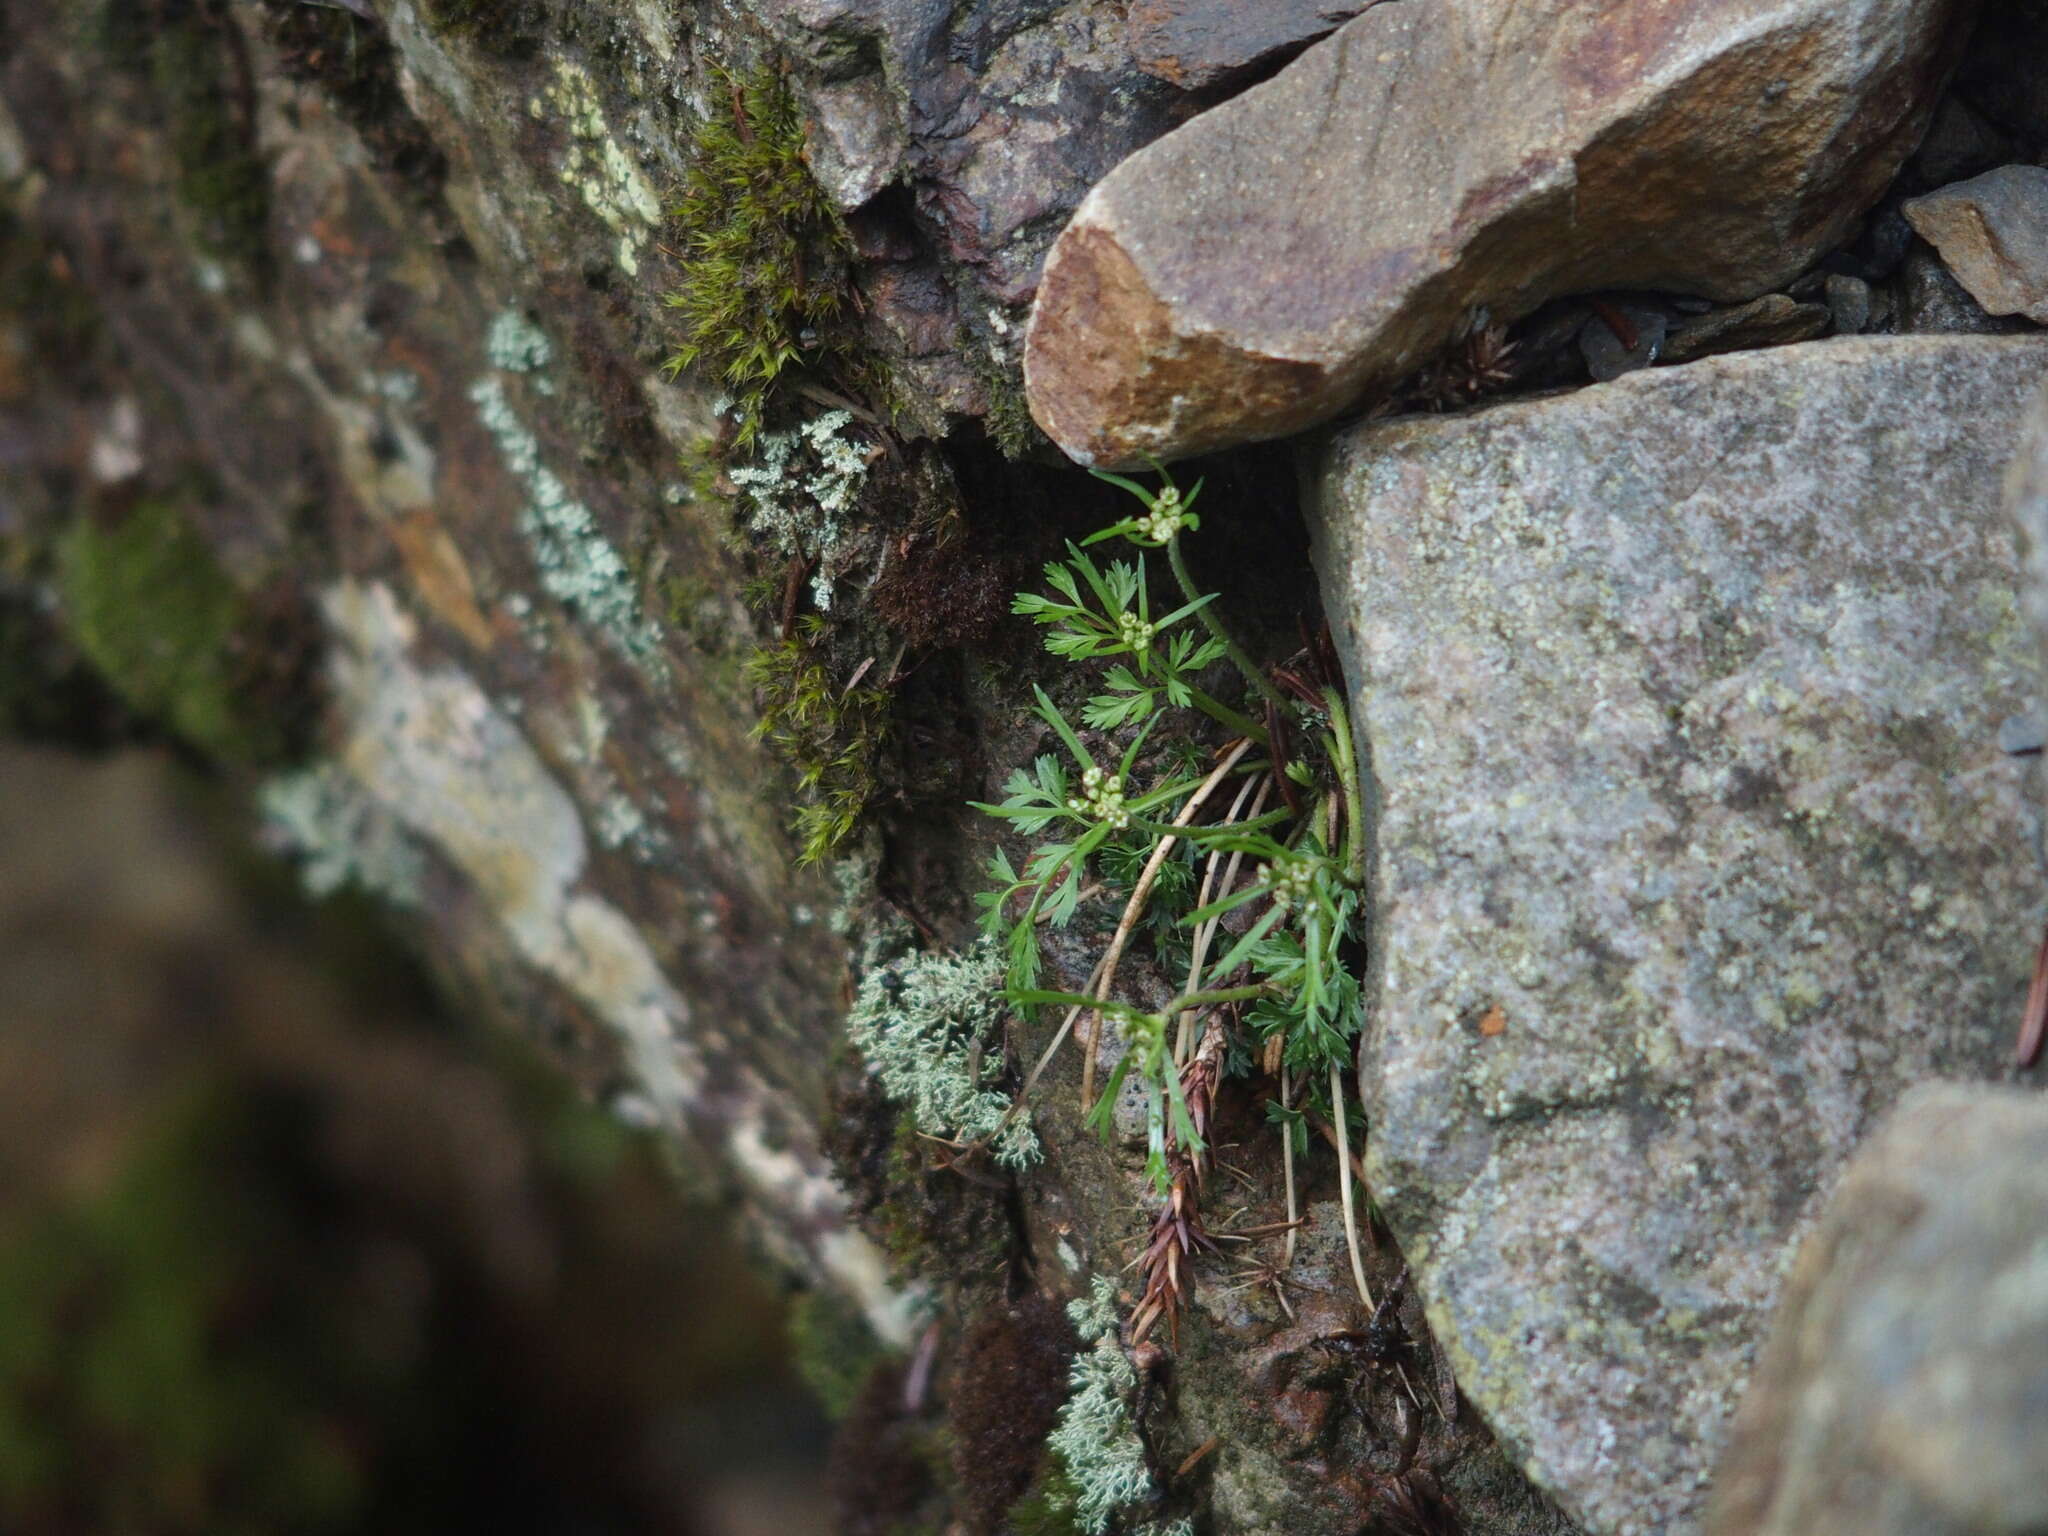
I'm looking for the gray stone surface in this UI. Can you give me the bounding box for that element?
[1025,0,1971,467]
[1126,0,1371,89]
[1309,335,2048,1534]
[1904,164,2048,323]
[1705,1083,2048,1536]
[2010,379,2048,700]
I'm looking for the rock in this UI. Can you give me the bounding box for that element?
[1661,293,1832,364]
[1126,0,1370,90]
[1823,274,1875,335]
[1577,303,1668,381]
[1906,96,2016,189]
[1903,164,2048,322]
[2007,379,2048,744]
[1309,335,2048,1534]
[1705,1084,2048,1536]
[1894,246,2032,333]
[1024,0,1972,468]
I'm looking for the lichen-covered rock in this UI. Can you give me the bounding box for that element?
[1705,1083,2048,1536]
[2010,378,2048,701]
[1309,335,2048,1534]
[1903,164,2048,323]
[1025,0,1973,467]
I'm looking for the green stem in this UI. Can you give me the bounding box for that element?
[1322,688,1367,885]
[1160,981,1274,1016]
[1168,534,1289,712]
[1185,684,1269,746]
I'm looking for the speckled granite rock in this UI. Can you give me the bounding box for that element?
[1126,0,1370,89]
[1706,1083,2048,1536]
[1026,0,1972,467]
[2010,379,2048,695]
[1310,335,2048,1534]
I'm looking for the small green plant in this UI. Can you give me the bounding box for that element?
[972,465,1376,1339]
[746,615,888,865]
[664,65,858,447]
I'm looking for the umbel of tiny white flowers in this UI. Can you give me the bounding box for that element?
[1068,765,1131,829]
[1260,855,1319,907]
[1129,484,1189,545]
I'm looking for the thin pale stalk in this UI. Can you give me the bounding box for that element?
[1281,1064,1298,1266]
[1178,771,1270,1065]
[1322,689,1368,885]
[1331,1060,1375,1311]
[1081,737,1256,1111]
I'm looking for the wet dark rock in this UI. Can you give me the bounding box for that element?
[1577,303,1668,380]
[1311,335,2048,1534]
[1907,96,2018,189]
[1895,247,2035,333]
[1903,164,2048,322]
[1661,293,1832,364]
[1823,274,1875,335]
[1024,0,1973,467]
[1707,1084,2048,1536]
[1126,0,1370,90]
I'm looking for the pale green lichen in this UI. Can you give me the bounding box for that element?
[728,408,871,610]
[469,374,662,663]
[1046,1277,1162,1535]
[530,59,662,276]
[846,940,1039,1170]
[485,308,553,376]
[259,763,426,905]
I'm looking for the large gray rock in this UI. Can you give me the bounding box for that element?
[1309,335,2048,1534]
[1706,1083,2048,1536]
[1025,0,1972,468]
[2011,379,2048,716]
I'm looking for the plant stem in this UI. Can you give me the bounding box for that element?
[1186,684,1268,745]
[1161,981,1273,1016]
[1322,688,1368,886]
[1331,1060,1375,1311]
[1168,534,1289,712]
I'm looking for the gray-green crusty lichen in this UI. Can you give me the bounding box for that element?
[846,940,1039,1170]
[1312,334,2048,1534]
[259,763,427,905]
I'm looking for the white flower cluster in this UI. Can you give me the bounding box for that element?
[1261,855,1319,908]
[845,940,1040,1170]
[1067,765,1131,829]
[1127,484,1188,545]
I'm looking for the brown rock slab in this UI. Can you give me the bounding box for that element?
[1903,163,2048,323]
[1706,1084,2048,1536]
[1026,0,1972,467]
[1662,293,1832,364]
[1127,0,1372,90]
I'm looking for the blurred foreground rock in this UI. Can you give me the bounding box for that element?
[1706,1083,2048,1536]
[1311,335,2048,1533]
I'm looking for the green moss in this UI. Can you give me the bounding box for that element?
[1006,1463,1085,1536]
[56,495,288,765]
[664,64,862,447]
[787,1290,888,1422]
[746,614,889,865]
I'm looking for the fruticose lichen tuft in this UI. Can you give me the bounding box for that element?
[1043,1277,1181,1536]
[845,940,1039,1170]
[727,408,872,611]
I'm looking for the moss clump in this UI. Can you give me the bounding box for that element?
[56,495,290,765]
[1006,1463,1086,1536]
[746,614,889,865]
[787,1290,889,1422]
[950,1294,1077,1534]
[664,64,861,446]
